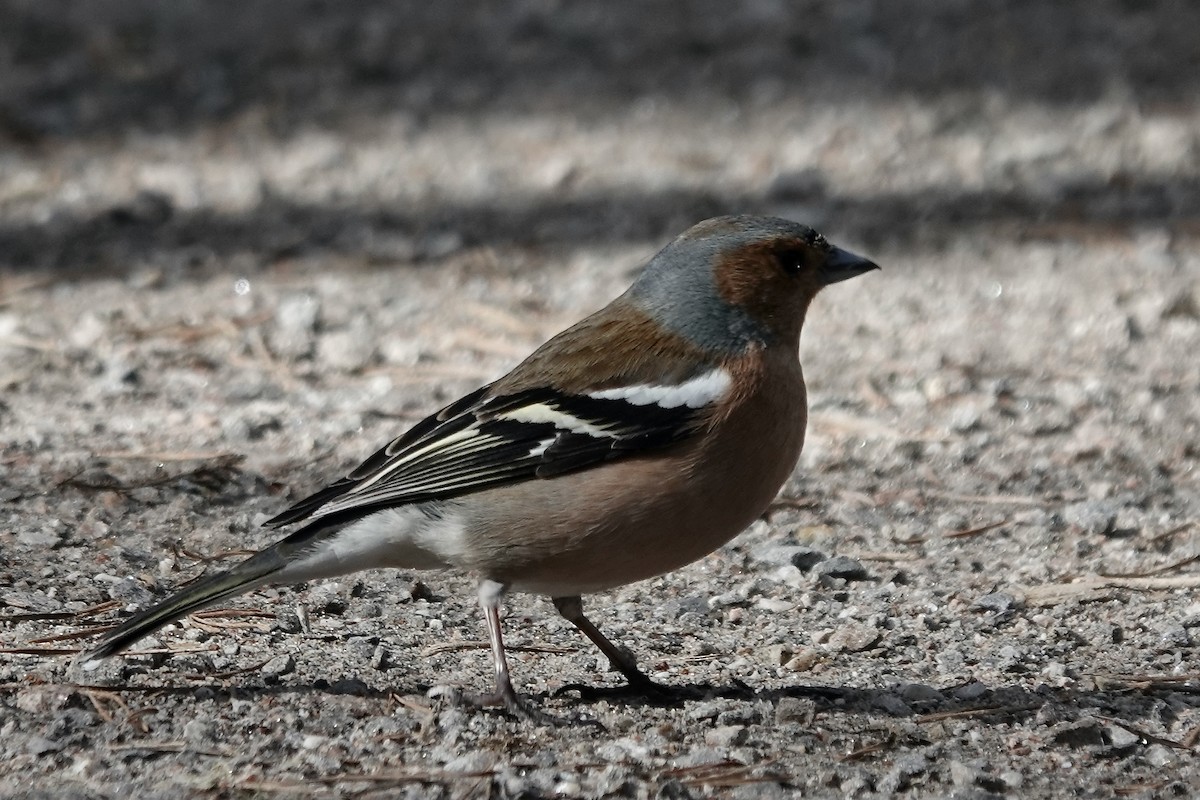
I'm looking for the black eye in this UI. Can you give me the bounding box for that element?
[776,247,808,274]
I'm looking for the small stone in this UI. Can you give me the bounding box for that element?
[183,719,213,744]
[1158,624,1192,648]
[768,565,806,588]
[948,760,975,786]
[686,701,725,722]
[68,312,108,349]
[553,778,583,796]
[784,650,820,672]
[1052,718,1104,748]
[107,577,153,606]
[673,747,726,768]
[973,592,1019,614]
[757,545,804,566]
[775,697,816,724]
[763,644,793,666]
[950,405,983,432]
[1000,770,1024,789]
[18,526,61,547]
[704,725,747,747]
[822,623,880,653]
[780,545,829,572]
[755,597,795,613]
[371,644,389,670]
[16,688,69,714]
[275,609,302,633]
[261,653,294,677]
[1104,723,1141,751]
[994,644,1025,672]
[811,556,869,582]
[26,736,63,755]
[3,591,60,613]
[1145,744,1176,767]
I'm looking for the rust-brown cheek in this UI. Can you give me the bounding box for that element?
[713,245,817,343]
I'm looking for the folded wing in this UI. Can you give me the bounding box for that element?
[264,368,731,530]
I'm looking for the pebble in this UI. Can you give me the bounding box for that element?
[775,697,816,724]
[767,545,829,571]
[18,525,62,548]
[553,777,583,796]
[704,725,747,747]
[994,644,1025,672]
[16,688,70,714]
[783,650,821,672]
[686,701,724,722]
[672,747,726,768]
[973,592,1019,614]
[1051,718,1105,748]
[183,719,214,744]
[261,653,295,677]
[821,623,880,653]
[371,644,389,670]
[811,556,869,582]
[107,577,153,606]
[755,597,795,613]
[26,736,63,756]
[949,759,976,786]
[1104,723,1141,751]
[1145,744,1176,767]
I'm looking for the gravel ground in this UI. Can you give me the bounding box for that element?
[2,2,1199,798]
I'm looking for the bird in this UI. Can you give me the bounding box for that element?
[81,215,878,718]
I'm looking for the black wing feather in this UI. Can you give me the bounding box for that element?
[264,383,710,529]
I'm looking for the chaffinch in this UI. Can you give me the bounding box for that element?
[82,215,878,718]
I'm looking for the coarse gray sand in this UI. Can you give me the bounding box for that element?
[2,2,1199,798]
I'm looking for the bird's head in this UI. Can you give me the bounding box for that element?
[627,215,879,353]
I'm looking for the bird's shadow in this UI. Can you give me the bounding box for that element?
[73,673,1200,735]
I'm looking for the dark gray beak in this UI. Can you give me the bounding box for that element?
[820,246,880,285]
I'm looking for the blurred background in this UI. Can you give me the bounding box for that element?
[1,0,1196,275]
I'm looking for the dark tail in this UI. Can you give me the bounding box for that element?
[81,548,286,666]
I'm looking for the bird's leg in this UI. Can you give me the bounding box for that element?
[462,580,565,723]
[552,595,677,698]
[462,579,525,714]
